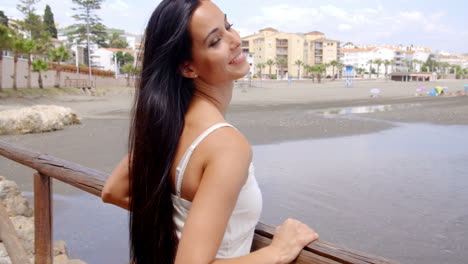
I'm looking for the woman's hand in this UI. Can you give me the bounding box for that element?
[269,218,319,264]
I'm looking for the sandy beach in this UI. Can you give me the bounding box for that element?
[0,79,467,263]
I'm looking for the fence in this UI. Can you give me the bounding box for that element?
[0,140,398,264]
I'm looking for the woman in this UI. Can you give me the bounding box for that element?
[101,0,319,263]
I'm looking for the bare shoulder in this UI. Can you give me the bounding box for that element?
[201,125,252,166]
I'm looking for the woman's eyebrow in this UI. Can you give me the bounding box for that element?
[203,14,227,44]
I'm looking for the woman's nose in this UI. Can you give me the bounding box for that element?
[229,31,241,50]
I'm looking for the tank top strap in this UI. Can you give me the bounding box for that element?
[175,123,235,198]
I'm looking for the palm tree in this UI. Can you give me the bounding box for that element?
[48,45,71,88]
[10,35,27,90]
[383,59,391,79]
[336,62,345,79]
[121,63,136,87]
[294,60,303,79]
[266,59,275,78]
[367,60,373,79]
[373,59,383,78]
[255,62,265,79]
[0,25,12,92]
[32,59,49,89]
[315,64,326,83]
[276,57,287,80]
[23,39,36,89]
[329,60,339,79]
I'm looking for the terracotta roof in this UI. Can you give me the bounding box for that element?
[406,51,416,55]
[102,48,137,53]
[306,31,324,35]
[259,27,278,32]
[50,38,64,42]
[341,48,376,53]
[313,38,339,42]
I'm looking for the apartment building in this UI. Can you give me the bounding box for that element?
[242,28,341,79]
[342,47,431,76]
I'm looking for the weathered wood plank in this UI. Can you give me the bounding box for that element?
[34,172,53,264]
[255,222,398,264]
[0,202,31,264]
[0,140,399,264]
[0,140,106,196]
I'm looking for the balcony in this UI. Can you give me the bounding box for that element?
[242,41,249,48]
[276,49,288,55]
[315,50,323,55]
[315,43,323,49]
[276,39,288,47]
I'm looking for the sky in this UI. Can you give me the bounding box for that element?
[1,0,467,54]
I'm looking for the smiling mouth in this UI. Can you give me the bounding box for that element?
[229,52,244,64]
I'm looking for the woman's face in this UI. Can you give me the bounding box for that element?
[186,1,249,85]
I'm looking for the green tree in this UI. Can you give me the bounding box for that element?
[0,25,12,92]
[11,35,28,90]
[67,0,108,66]
[336,62,344,79]
[114,51,135,71]
[367,60,373,79]
[294,60,303,79]
[373,58,383,78]
[47,45,71,87]
[32,58,48,88]
[266,59,275,78]
[22,38,48,89]
[43,5,57,38]
[109,32,128,49]
[276,57,287,80]
[121,63,136,87]
[16,0,44,40]
[329,60,339,79]
[383,59,391,79]
[0,11,8,27]
[255,62,265,78]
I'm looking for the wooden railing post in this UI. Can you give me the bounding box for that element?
[0,203,31,264]
[34,172,53,264]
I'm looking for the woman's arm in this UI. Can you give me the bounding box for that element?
[101,154,130,210]
[175,128,318,264]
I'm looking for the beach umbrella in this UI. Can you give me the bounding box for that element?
[370,88,380,94]
[435,86,444,95]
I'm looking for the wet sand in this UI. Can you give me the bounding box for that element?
[0,79,467,263]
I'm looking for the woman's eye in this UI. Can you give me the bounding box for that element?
[209,38,220,47]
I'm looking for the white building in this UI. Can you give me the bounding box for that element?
[342,46,432,77]
[342,47,403,76]
[92,48,137,72]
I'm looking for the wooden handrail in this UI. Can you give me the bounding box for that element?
[0,202,30,264]
[0,140,398,264]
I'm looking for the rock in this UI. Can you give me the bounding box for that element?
[0,243,7,257]
[65,260,87,264]
[0,105,81,135]
[54,254,69,263]
[54,240,69,256]
[10,216,34,254]
[0,257,11,264]
[0,178,33,217]
[0,176,87,264]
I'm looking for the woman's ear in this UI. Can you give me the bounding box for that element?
[179,62,198,79]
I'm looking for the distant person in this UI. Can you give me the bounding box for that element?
[101,0,319,263]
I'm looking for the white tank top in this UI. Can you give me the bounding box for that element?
[171,123,263,258]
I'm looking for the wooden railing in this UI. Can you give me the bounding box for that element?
[0,140,398,264]
[64,79,96,89]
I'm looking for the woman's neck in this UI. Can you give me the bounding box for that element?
[191,80,233,117]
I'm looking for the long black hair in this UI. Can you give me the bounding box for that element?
[128,0,200,263]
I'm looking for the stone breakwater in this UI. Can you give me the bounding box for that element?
[0,176,86,264]
[0,105,81,135]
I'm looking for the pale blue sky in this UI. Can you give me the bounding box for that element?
[1,0,467,54]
